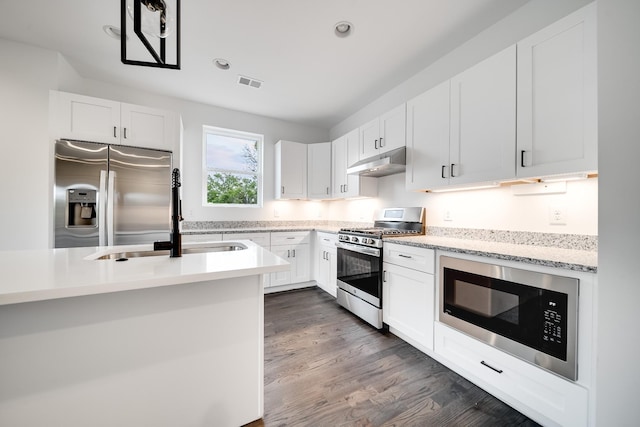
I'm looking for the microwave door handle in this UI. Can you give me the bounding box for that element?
[107,171,116,246]
[98,170,108,246]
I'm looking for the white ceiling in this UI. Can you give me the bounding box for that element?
[0,0,530,129]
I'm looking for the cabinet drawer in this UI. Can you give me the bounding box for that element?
[223,232,271,248]
[271,231,310,246]
[434,322,588,427]
[316,231,338,245]
[383,243,434,273]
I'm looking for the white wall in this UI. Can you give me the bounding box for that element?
[596,0,640,425]
[0,39,62,250]
[330,174,598,234]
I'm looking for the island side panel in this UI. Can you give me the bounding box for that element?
[0,275,264,427]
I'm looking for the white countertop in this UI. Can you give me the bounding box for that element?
[0,240,290,306]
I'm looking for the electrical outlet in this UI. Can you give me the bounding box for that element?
[273,207,280,218]
[549,206,566,225]
[444,209,453,222]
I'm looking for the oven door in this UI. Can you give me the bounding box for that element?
[336,242,382,307]
[439,255,579,381]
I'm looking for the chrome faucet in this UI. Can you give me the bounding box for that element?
[154,168,183,257]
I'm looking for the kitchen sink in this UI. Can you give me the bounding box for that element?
[94,242,248,260]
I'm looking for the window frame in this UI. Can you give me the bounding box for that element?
[202,125,264,208]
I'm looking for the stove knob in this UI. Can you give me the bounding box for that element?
[351,236,359,243]
[363,238,371,245]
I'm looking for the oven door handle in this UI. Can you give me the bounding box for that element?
[336,241,381,257]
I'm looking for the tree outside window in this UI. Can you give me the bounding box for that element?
[203,126,263,207]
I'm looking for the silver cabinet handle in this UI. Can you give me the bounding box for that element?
[380,137,384,147]
[383,270,387,282]
[281,186,285,194]
[450,163,457,178]
[521,150,527,168]
[113,126,117,138]
[286,237,296,240]
[374,139,379,149]
[292,249,296,257]
[326,187,329,194]
[287,249,291,258]
[344,184,348,193]
[123,127,128,139]
[398,254,412,259]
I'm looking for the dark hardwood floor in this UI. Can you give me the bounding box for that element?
[249,287,540,427]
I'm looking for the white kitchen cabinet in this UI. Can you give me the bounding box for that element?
[382,243,435,352]
[223,232,271,249]
[332,129,377,198]
[53,91,177,151]
[307,142,332,200]
[405,80,450,191]
[275,140,307,199]
[448,45,516,186]
[315,232,338,297]
[434,322,588,427]
[270,231,310,287]
[359,104,406,160]
[181,233,223,242]
[516,3,597,178]
[120,103,176,151]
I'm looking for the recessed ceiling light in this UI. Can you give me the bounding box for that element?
[334,21,353,38]
[103,25,125,41]
[213,58,231,70]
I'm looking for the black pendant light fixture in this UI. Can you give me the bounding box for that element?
[121,0,180,69]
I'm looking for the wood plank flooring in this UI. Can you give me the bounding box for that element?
[251,287,540,427]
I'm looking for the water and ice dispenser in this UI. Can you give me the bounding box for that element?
[66,189,97,227]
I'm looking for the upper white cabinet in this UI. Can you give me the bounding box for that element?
[307,142,332,200]
[359,104,406,160]
[120,103,176,151]
[406,80,451,191]
[275,140,307,199]
[448,45,516,186]
[516,3,597,178]
[53,91,177,152]
[332,129,378,199]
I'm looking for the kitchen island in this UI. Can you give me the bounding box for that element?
[0,240,289,427]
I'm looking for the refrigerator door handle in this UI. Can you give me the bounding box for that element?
[98,170,108,246]
[107,170,116,246]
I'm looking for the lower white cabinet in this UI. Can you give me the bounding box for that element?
[382,243,435,352]
[316,232,337,297]
[270,232,310,287]
[434,322,588,427]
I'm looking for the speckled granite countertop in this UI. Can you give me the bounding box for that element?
[384,235,597,273]
[182,222,597,273]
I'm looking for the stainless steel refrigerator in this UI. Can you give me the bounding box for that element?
[54,139,173,248]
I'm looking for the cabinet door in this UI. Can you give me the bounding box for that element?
[359,117,380,160]
[383,262,435,351]
[307,142,332,199]
[275,140,307,199]
[290,244,310,284]
[56,91,120,144]
[270,245,292,287]
[331,135,347,196]
[344,129,377,198]
[449,45,516,185]
[120,103,175,151]
[517,3,597,178]
[379,103,406,154]
[406,81,450,191]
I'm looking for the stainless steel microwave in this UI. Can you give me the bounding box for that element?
[439,255,579,381]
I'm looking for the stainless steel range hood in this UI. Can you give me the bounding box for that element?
[346,147,406,177]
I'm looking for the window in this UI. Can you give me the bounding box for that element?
[203,126,263,207]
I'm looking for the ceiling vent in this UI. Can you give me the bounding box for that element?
[237,75,263,89]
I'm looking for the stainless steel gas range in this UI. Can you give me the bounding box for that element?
[336,207,425,329]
